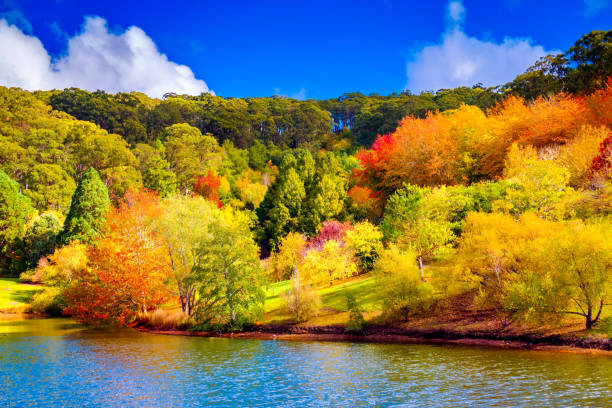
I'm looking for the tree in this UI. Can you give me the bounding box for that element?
[456,212,555,327]
[344,221,383,272]
[495,144,573,220]
[301,152,348,235]
[0,169,35,273]
[191,211,265,330]
[142,155,177,198]
[155,195,220,316]
[64,190,172,324]
[22,164,76,213]
[193,170,222,207]
[374,245,435,322]
[257,153,306,250]
[163,123,222,192]
[300,240,357,287]
[282,273,320,323]
[59,168,110,245]
[22,212,62,269]
[504,220,612,330]
[29,242,87,314]
[270,232,306,282]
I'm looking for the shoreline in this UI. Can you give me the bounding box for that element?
[136,324,612,355]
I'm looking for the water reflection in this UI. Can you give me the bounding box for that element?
[0,319,610,407]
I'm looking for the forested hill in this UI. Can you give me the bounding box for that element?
[0,29,611,331]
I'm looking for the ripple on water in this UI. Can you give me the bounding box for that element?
[0,319,611,407]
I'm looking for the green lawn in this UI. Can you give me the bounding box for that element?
[263,274,379,323]
[0,278,42,313]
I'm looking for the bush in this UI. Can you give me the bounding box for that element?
[375,245,436,322]
[345,293,366,332]
[282,277,320,323]
[145,309,193,330]
[30,287,64,315]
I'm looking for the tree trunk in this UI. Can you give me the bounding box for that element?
[586,306,593,330]
[418,256,424,282]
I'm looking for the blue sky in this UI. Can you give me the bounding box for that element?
[0,0,610,98]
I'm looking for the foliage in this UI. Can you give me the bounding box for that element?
[64,190,172,324]
[193,170,223,207]
[503,220,612,329]
[300,239,357,287]
[59,168,110,245]
[22,212,62,269]
[270,232,306,282]
[345,292,366,332]
[191,210,265,330]
[0,169,35,273]
[155,195,220,316]
[344,221,383,272]
[282,274,321,323]
[374,245,435,322]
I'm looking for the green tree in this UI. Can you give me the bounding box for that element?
[22,212,63,269]
[143,155,177,198]
[191,211,265,330]
[301,152,348,235]
[59,168,110,245]
[0,169,35,273]
[155,196,219,316]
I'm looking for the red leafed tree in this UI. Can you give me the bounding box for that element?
[193,170,222,207]
[64,189,172,325]
[583,77,612,129]
[307,220,353,251]
[589,135,612,180]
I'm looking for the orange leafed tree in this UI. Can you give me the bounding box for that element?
[64,189,172,324]
[193,170,222,207]
[354,89,609,200]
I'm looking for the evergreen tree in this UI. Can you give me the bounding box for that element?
[60,168,110,245]
[0,169,35,273]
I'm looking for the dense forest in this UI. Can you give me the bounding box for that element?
[1,29,611,332]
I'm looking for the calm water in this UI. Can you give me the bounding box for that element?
[0,319,611,407]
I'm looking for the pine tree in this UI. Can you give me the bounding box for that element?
[60,168,110,245]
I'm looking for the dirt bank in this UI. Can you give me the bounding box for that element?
[136,323,612,354]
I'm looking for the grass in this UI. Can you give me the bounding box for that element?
[0,277,43,313]
[263,273,379,324]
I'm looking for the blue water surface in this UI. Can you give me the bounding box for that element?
[0,319,611,407]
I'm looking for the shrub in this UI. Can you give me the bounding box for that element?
[345,293,366,332]
[282,277,320,323]
[146,309,193,330]
[30,287,64,315]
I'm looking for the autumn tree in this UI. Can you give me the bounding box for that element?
[300,240,357,287]
[504,220,612,329]
[193,170,222,207]
[59,168,110,245]
[270,232,307,282]
[344,221,383,272]
[64,190,172,324]
[374,245,435,322]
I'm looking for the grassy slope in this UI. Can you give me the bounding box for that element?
[263,274,379,325]
[0,278,42,313]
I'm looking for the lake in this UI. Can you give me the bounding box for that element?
[0,319,610,407]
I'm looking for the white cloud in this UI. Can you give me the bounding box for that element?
[584,0,611,16]
[0,16,211,97]
[406,0,553,92]
[447,1,465,24]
